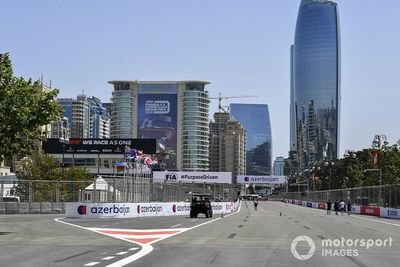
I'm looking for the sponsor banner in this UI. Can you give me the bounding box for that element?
[137,93,177,169]
[360,206,380,216]
[66,201,238,218]
[311,203,318,209]
[351,205,361,214]
[42,138,156,154]
[318,203,326,209]
[380,208,400,219]
[298,201,303,206]
[153,171,232,184]
[237,175,287,184]
[307,202,313,208]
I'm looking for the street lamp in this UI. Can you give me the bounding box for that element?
[370,134,387,205]
[59,130,69,181]
[324,161,334,190]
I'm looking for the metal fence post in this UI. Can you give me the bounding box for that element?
[56,181,60,202]
[29,181,33,203]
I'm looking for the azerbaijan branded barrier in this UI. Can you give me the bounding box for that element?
[66,201,240,218]
[286,199,400,220]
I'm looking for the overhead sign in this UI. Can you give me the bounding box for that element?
[237,175,287,184]
[42,138,157,154]
[153,172,232,184]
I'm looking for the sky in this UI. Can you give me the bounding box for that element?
[1,0,400,161]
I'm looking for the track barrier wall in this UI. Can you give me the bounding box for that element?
[285,199,400,220]
[66,200,240,218]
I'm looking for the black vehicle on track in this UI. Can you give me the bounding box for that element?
[189,193,213,218]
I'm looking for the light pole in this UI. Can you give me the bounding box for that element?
[371,134,387,205]
[309,166,320,191]
[324,161,334,190]
[59,130,69,182]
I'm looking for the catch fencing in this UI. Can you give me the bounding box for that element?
[277,184,400,208]
[0,174,239,214]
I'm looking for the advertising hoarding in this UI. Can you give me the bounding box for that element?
[137,93,177,169]
[42,138,156,154]
[153,172,232,184]
[66,201,239,218]
[236,175,287,184]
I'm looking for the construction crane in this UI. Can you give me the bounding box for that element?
[209,92,257,113]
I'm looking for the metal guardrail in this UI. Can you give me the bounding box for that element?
[276,184,400,208]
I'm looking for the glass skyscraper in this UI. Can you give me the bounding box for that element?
[230,103,272,175]
[291,0,341,169]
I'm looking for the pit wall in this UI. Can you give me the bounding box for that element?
[286,199,400,220]
[66,201,240,218]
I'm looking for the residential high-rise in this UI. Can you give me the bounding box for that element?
[109,80,210,171]
[71,94,90,138]
[291,0,341,170]
[273,157,285,176]
[88,97,110,139]
[209,112,246,183]
[58,95,110,139]
[50,116,70,139]
[230,103,272,175]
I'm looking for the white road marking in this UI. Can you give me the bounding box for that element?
[102,256,115,260]
[105,244,153,267]
[55,202,242,267]
[191,219,198,222]
[129,247,139,251]
[84,262,100,266]
[171,223,182,228]
[116,251,128,255]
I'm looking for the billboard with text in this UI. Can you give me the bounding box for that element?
[237,175,287,184]
[137,93,177,169]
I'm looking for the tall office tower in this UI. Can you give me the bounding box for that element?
[109,80,210,171]
[88,97,110,139]
[273,157,285,176]
[230,103,272,175]
[291,0,341,170]
[209,112,246,183]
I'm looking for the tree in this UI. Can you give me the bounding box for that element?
[0,53,62,162]
[16,151,93,202]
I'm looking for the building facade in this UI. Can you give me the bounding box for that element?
[50,116,70,139]
[273,156,285,176]
[209,113,246,183]
[291,0,341,170]
[58,95,110,139]
[230,103,272,175]
[109,80,210,171]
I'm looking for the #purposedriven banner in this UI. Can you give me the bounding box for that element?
[236,175,288,184]
[152,171,232,184]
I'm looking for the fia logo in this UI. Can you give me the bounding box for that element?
[166,173,177,180]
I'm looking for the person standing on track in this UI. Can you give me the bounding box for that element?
[334,200,339,215]
[253,198,258,211]
[339,200,346,215]
[347,200,352,215]
[327,199,332,215]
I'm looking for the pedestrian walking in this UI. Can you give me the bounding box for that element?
[347,201,352,215]
[334,200,339,215]
[253,198,258,211]
[339,200,345,215]
[327,199,332,215]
